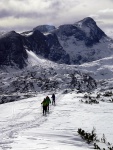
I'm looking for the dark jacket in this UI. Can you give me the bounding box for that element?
[52,94,55,100]
[46,96,51,105]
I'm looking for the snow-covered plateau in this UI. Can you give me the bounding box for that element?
[0,91,113,150]
[0,50,113,150]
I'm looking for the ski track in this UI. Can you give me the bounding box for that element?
[0,92,113,150]
[0,93,67,150]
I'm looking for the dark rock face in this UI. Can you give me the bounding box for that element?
[78,17,106,46]
[24,28,70,64]
[0,31,27,68]
[23,29,70,64]
[0,28,70,68]
[55,24,85,40]
[55,17,106,47]
[23,30,50,58]
[46,33,70,63]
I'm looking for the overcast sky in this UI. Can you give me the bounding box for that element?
[0,0,113,38]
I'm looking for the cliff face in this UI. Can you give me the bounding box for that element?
[0,31,27,68]
[23,29,70,64]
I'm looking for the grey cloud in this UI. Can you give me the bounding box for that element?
[0,24,34,32]
[97,21,113,37]
[14,11,45,19]
[0,8,49,19]
[42,0,81,23]
[47,0,80,11]
[96,20,104,24]
[0,1,59,19]
[0,0,80,20]
[0,0,112,35]
[16,0,27,1]
[99,14,113,20]
[0,9,12,18]
[100,23,113,29]
[49,1,62,10]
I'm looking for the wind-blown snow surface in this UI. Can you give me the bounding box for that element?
[77,55,113,80]
[0,91,113,150]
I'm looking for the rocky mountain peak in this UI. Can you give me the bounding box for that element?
[79,17,96,26]
[74,17,106,45]
[33,25,56,33]
[0,17,112,69]
[0,30,27,68]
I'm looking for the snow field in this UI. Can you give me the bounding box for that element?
[0,91,113,149]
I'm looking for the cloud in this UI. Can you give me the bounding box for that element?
[0,0,112,35]
[99,8,113,13]
[89,4,113,37]
[98,8,113,20]
[0,0,80,20]
[105,29,113,39]
[0,0,81,31]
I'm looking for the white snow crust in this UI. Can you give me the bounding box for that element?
[0,91,113,150]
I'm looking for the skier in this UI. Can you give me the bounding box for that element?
[51,93,55,105]
[41,98,47,115]
[46,96,51,112]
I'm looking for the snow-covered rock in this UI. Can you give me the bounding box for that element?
[0,55,96,104]
[53,17,113,64]
[33,25,56,33]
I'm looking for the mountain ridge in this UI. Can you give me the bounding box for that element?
[0,17,113,69]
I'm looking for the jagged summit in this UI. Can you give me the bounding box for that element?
[0,30,27,68]
[74,17,106,43]
[78,17,96,26]
[33,25,56,33]
[0,31,17,38]
[55,24,81,37]
[7,30,17,34]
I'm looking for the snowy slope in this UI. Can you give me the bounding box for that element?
[26,50,113,92]
[1,48,113,104]
[0,50,97,104]
[0,24,113,150]
[26,50,56,68]
[0,91,113,150]
[77,55,113,80]
[2,48,113,104]
[58,36,113,64]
